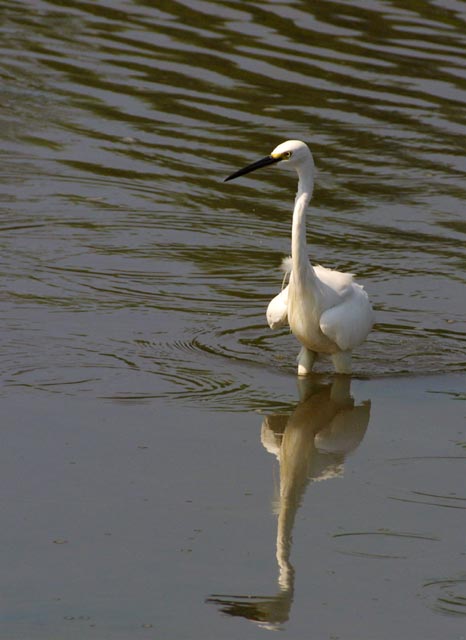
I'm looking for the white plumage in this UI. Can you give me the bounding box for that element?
[225,140,374,374]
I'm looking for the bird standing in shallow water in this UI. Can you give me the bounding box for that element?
[225,140,374,375]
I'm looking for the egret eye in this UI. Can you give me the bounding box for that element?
[282,151,292,159]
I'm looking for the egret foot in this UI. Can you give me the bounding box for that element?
[331,351,352,374]
[297,346,316,376]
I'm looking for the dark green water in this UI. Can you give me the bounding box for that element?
[0,1,465,637]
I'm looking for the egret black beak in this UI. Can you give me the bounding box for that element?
[224,155,280,182]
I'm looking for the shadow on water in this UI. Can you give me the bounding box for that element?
[207,376,370,629]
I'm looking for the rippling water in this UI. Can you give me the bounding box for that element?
[1,0,465,408]
[1,4,466,638]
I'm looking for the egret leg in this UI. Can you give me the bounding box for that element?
[297,346,316,376]
[331,351,352,374]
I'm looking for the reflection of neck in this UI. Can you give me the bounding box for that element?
[276,416,315,592]
[276,496,297,592]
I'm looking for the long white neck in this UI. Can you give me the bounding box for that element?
[291,161,314,287]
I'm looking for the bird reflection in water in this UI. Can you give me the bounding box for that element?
[207,376,371,629]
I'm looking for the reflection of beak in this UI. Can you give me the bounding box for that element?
[224,155,281,182]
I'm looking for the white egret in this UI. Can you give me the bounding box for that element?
[225,140,374,375]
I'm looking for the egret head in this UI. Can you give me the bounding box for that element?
[224,139,313,182]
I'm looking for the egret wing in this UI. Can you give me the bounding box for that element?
[266,285,289,329]
[319,284,374,351]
